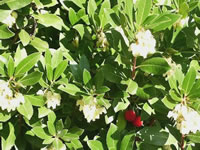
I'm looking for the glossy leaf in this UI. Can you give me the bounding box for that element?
[136,0,152,25]
[19,71,43,86]
[139,57,170,75]
[15,52,41,77]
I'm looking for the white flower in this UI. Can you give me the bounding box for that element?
[168,104,200,135]
[76,98,107,122]
[129,29,156,58]
[0,80,24,112]
[46,91,61,109]
[2,13,16,28]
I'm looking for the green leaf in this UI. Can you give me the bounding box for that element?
[191,101,200,114]
[120,131,135,150]
[146,13,181,32]
[25,95,45,107]
[19,71,43,86]
[19,29,31,46]
[102,64,121,83]
[53,138,66,150]
[38,107,51,118]
[73,24,85,39]
[79,55,90,72]
[114,98,130,112]
[106,123,120,150]
[33,14,63,30]
[51,49,63,69]
[188,80,200,99]
[88,0,97,16]
[168,75,179,94]
[94,70,104,89]
[116,111,126,132]
[83,69,91,85]
[47,121,56,136]
[48,111,56,123]
[87,140,104,150]
[96,86,110,94]
[124,0,133,25]
[45,49,53,81]
[71,139,83,149]
[69,8,80,25]
[17,98,33,120]
[139,57,170,75]
[15,52,41,77]
[0,60,5,76]
[136,0,152,25]
[6,0,32,10]
[30,37,49,52]
[7,56,14,77]
[182,67,196,95]
[1,123,16,150]
[0,112,11,122]
[54,60,68,80]
[187,132,200,143]
[169,90,182,102]
[0,10,11,21]
[122,79,138,95]
[179,2,189,18]
[32,126,51,140]
[58,84,81,96]
[140,126,169,146]
[0,25,15,39]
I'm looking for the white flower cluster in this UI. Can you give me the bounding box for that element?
[76,98,106,122]
[2,13,16,28]
[168,103,200,135]
[129,29,156,58]
[163,57,181,80]
[96,31,109,50]
[0,80,24,112]
[37,90,61,109]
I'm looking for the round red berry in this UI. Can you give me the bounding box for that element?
[132,116,143,127]
[125,110,136,122]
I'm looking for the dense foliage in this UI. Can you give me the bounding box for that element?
[0,0,200,149]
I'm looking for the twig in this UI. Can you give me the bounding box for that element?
[180,134,185,150]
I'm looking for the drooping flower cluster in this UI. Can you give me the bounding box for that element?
[37,90,61,109]
[76,97,107,122]
[0,80,24,112]
[168,103,200,135]
[2,12,16,28]
[96,30,109,50]
[129,28,156,58]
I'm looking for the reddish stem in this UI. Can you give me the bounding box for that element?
[180,134,185,150]
[132,57,137,80]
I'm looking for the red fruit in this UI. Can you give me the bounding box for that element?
[125,110,136,122]
[132,116,143,127]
